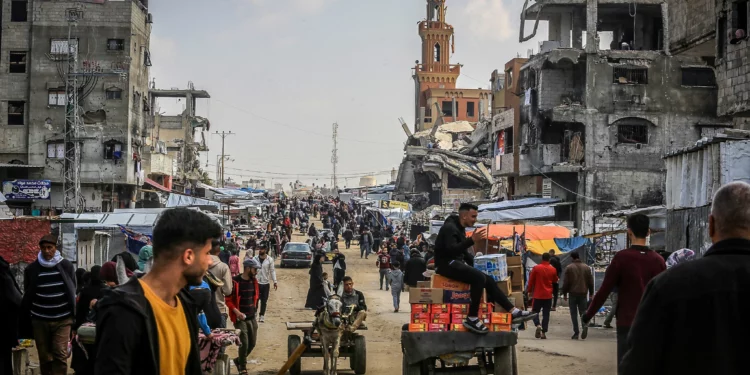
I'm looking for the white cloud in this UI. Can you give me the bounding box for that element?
[462,0,513,42]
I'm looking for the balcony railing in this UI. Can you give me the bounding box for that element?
[149,153,174,176]
[415,63,461,74]
[419,21,453,31]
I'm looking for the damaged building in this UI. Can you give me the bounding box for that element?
[0,0,152,213]
[516,0,722,234]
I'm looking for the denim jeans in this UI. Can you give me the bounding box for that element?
[568,294,588,334]
[391,289,401,310]
[379,269,390,290]
[604,293,618,326]
[360,244,371,258]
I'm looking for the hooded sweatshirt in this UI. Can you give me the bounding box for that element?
[208,254,232,315]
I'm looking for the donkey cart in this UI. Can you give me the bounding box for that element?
[401,331,518,375]
[286,321,368,375]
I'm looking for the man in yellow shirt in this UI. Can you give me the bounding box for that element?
[94,208,223,375]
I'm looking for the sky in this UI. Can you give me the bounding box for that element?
[148,0,547,189]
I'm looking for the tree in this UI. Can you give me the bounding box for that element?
[198,169,213,186]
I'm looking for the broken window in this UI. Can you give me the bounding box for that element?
[107,39,125,51]
[467,101,475,117]
[9,52,26,73]
[613,67,648,84]
[51,39,78,55]
[144,50,152,66]
[106,88,123,100]
[618,124,648,144]
[504,129,514,155]
[104,141,123,160]
[8,101,25,125]
[48,89,67,106]
[441,101,453,117]
[506,70,513,88]
[11,0,27,22]
[719,16,727,58]
[682,68,717,87]
[47,142,65,159]
[732,1,748,39]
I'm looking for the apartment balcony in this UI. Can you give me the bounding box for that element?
[148,153,174,176]
[493,153,516,177]
[519,144,583,176]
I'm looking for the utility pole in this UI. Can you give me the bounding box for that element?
[214,131,234,187]
[331,123,339,190]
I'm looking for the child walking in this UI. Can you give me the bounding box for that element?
[390,261,404,312]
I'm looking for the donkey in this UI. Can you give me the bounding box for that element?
[315,294,345,375]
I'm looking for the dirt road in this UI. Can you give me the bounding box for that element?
[232,220,618,375]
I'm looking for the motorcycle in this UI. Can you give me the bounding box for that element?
[300,220,309,234]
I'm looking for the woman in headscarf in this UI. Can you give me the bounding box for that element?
[666,248,696,269]
[100,261,132,287]
[137,245,153,273]
[304,252,328,309]
[71,265,105,375]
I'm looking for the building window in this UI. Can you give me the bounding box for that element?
[719,15,727,58]
[144,50,152,66]
[442,101,453,117]
[47,142,65,159]
[504,129,514,154]
[618,124,648,144]
[48,89,67,106]
[50,39,78,55]
[682,68,717,87]
[613,67,648,84]
[11,0,28,22]
[434,43,441,63]
[467,101,476,117]
[103,141,123,160]
[106,88,123,100]
[8,101,24,125]
[9,52,26,73]
[732,1,748,38]
[107,39,125,51]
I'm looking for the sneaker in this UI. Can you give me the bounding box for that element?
[603,323,613,329]
[535,325,543,339]
[581,324,588,340]
[463,318,489,334]
[259,315,265,323]
[511,310,537,325]
[551,307,557,311]
[571,333,579,340]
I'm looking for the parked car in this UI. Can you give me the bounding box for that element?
[280,242,313,268]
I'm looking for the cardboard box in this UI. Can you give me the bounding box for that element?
[491,312,512,324]
[474,254,508,281]
[490,323,512,332]
[431,313,451,324]
[408,323,426,332]
[428,324,448,332]
[411,313,430,324]
[450,304,469,314]
[508,266,524,286]
[409,288,444,304]
[479,313,490,324]
[431,304,451,314]
[431,274,471,291]
[443,289,485,304]
[451,323,468,332]
[507,256,522,267]
[480,303,494,314]
[497,277,512,295]
[411,304,431,313]
[417,281,431,288]
[451,313,467,323]
[496,292,525,312]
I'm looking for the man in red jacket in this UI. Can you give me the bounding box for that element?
[582,214,665,372]
[527,252,559,339]
[226,258,261,375]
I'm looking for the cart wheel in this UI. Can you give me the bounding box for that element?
[350,335,367,374]
[402,356,422,375]
[287,335,302,375]
[493,346,513,375]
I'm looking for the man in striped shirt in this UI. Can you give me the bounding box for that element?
[20,234,76,375]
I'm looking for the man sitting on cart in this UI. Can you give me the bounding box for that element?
[435,203,533,334]
[340,276,367,332]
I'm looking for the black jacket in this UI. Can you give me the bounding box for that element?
[94,276,202,375]
[20,258,76,338]
[0,256,22,348]
[549,256,562,278]
[621,239,750,375]
[434,215,474,270]
[404,253,427,287]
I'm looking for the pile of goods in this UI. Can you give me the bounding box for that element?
[408,302,512,332]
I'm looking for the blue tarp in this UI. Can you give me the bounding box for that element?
[477,206,555,221]
[478,198,561,212]
[554,236,591,253]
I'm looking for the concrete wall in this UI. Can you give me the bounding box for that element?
[668,0,715,54]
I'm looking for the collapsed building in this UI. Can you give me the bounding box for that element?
[510,0,725,234]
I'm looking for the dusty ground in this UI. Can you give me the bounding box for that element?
[229,218,618,375]
[34,217,616,375]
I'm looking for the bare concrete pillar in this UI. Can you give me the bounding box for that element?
[572,10,584,49]
[586,0,598,53]
[549,15,562,42]
[560,12,572,48]
[452,98,457,122]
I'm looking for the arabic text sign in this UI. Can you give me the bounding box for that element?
[380,200,410,210]
[2,180,51,200]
